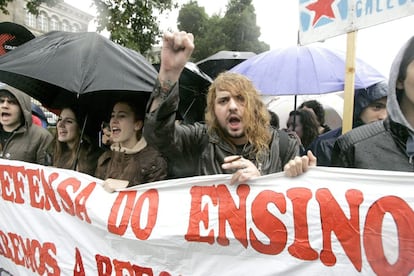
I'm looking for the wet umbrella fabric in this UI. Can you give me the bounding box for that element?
[0,31,157,109]
[230,44,386,95]
[0,31,157,136]
[196,50,256,79]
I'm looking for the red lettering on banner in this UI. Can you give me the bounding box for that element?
[0,229,60,275]
[108,191,138,235]
[185,185,218,244]
[7,166,25,203]
[27,168,61,211]
[57,178,95,223]
[316,188,363,271]
[0,165,25,203]
[113,259,153,276]
[9,232,24,266]
[107,189,159,239]
[42,242,60,276]
[96,254,171,276]
[130,189,159,240]
[249,190,287,254]
[20,237,36,272]
[217,184,249,247]
[0,230,13,258]
[74,247,85,275]
[184,184,411,274]
[96,254,113,275]
[364,196,414,275]
[0,165,96,224]
[287,188,318,260]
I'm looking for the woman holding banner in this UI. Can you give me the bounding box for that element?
[95,100,167,191]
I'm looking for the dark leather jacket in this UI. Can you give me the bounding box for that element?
[144,84,299,178]
[95,142,167,186]
[331,118,414,171]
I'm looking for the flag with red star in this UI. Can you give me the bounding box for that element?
[299,0,414,45]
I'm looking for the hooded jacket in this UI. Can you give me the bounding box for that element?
[0,83,53,165]
[308,81,388,166]
[330,36,414,171]
[144,83,298,179]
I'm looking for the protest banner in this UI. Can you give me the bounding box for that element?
[0,159,413,275]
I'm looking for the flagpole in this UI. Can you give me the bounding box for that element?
[342,30,357,134]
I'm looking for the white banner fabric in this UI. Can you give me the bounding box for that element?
[0,159,413,275]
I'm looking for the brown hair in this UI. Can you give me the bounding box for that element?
[52,106,96,174]
[205,72,271,158]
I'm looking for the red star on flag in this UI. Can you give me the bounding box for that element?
[306,0,336,26]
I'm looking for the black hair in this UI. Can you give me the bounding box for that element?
[397,37,414,103]
[299,100,326,126]
[287,109,320,148]
[268,110,280,129]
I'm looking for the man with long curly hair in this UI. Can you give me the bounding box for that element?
[144,31,316,184]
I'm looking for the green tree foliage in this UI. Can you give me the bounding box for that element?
[92,0,176,53]
[0,0,60,15]
[0,0,176,54]
[177,1,208,37]
[177,0,269,61]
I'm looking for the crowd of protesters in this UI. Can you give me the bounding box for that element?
[1,30,414,191]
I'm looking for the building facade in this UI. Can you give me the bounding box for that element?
[0,0,93,36]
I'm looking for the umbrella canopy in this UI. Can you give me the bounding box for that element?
[0,31,156,107]
[153,62,212,123]
[0,31,157,136]
[230,44,386,95]
[196,50,256,79]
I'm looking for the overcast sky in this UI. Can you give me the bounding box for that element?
[65,0,414,77]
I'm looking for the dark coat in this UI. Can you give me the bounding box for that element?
[51,140,103,176]
[331,118,414,171]
[331,36,414,171]
[307,127,343,166]
[95,141,167,186]
[144,84,299,178]
[0,84,53,165]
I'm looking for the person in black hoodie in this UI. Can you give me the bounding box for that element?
[308,81,388,166]
[331,36,414,170]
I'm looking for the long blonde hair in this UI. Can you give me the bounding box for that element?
[205,72,271,157]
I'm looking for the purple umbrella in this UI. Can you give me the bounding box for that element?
[230,44,386,95]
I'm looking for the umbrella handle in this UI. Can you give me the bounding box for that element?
[72,114,88,170]
[182,98,197,121]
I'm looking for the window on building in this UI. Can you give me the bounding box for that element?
[72,24,80,33]
[38,12,48,32]
[50,16,60,31]
[25,11,36,28]
[62,20,71,32]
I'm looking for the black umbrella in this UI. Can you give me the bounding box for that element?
[153,62,212,123]
[196,50,256,79]
[0,31,157,136]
